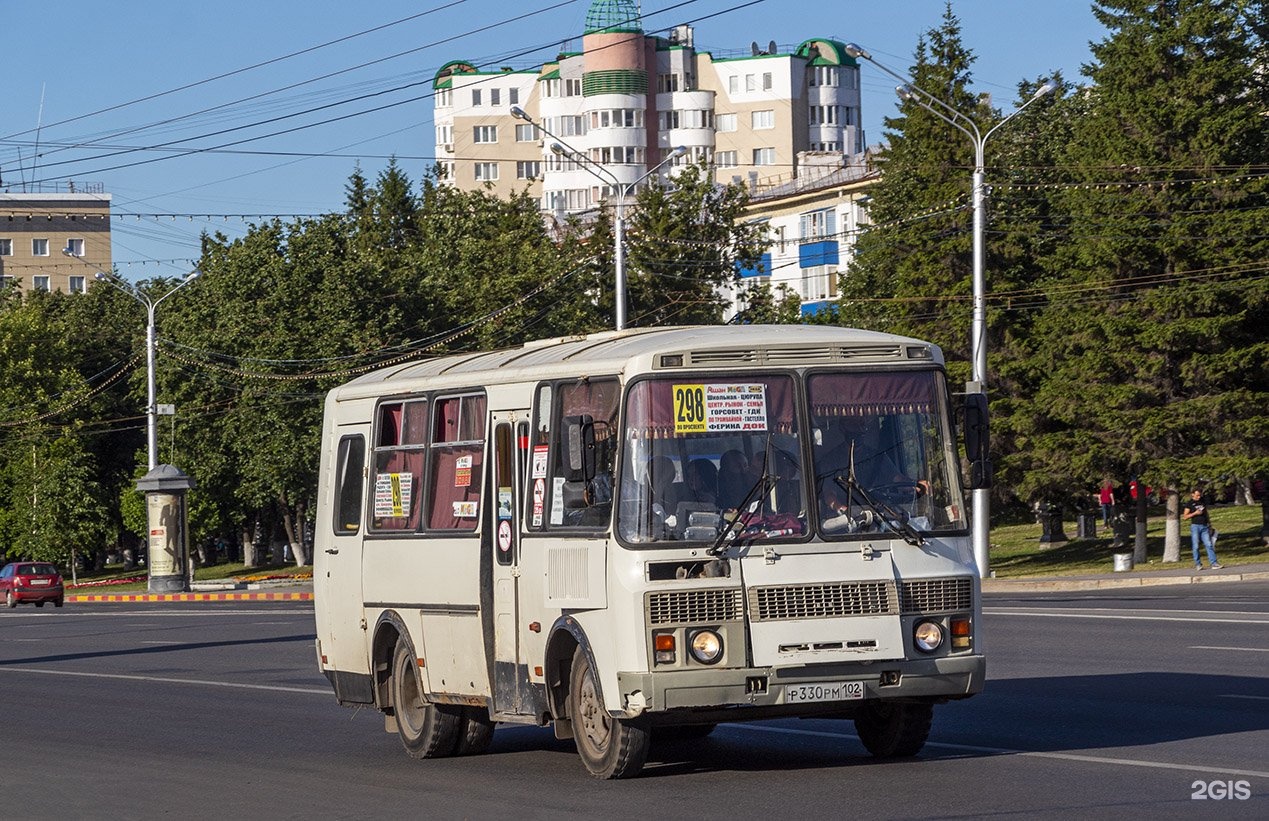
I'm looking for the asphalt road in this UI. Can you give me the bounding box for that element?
[1,582,1266,819]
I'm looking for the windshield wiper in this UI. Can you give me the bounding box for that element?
[708,469,776,557]
[832,473,924,546]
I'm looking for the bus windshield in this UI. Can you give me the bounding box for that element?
[617,375,807,544]
[615,369,967,545]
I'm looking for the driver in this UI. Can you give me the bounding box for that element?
[815,415,924,515]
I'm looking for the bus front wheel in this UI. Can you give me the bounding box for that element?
[391,640,461,759]
[853,700,933,758]
[568,647,649,779]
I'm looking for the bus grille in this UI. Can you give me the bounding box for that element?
[647,589,744,625]
[748,581,898,621]
[900,577,973,613]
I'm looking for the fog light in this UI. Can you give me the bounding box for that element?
[950,616,971,649]
[654,632,676,664]
[688,629,723,664]
[913,620,943,653]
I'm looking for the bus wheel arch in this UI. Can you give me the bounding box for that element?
[544,617,593,737]
[372,610,412,711]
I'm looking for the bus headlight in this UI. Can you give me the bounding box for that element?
[688,629,723,664]
[913,620,944,653]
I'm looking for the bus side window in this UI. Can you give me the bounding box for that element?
[333,434,366,534]
[426,393,487,530]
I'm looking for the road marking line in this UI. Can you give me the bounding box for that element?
[140,640,183,645]
[1190,646,1269,652]
[985,609,1269,624]
[0,666,329,695]
[731,724,1269,778]
[1219,694,1269,701]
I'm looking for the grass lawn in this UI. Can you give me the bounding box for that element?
[989,503,1269,577]
[67,561,311,593]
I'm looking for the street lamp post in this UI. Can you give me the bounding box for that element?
[510,105,685,330]
[844,44,1054,578]
[91,269,201,470]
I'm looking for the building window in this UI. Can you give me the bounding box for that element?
[33,275,50,291]
[752,110,774,130]
[716,113,737,132]
[745,74,756,92]
[473,125,498,143]
[550,115,585,137]
[436,124,453,145]
[69,276,86,294]
[590,146,643,165]
[658,73,681,93]
[762,72,773,90]
[800,208,837,239]
[0,275,15,289]
[811,66,839,87]
[715,150,738,168]
[515,123,538,142]
[659,110,679,130]
[728,76,739,95]
[474,162,499,181]
[565,78,582,96]
[753,147,775,166]
[843,67,859,89]
[0,239,11,256]
[490,88,500,107]
[436,88,452,108]
[516,161,541,180]
[32,238,49,256]
[509,88,519,105]
[801,265,839,301]
[471,89,482,106]
[437,161,454,180]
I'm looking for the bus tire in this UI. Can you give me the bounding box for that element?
[391,640,461,759]
[568,647,649,779]
[853,700,933,758]
[454,706,495,756]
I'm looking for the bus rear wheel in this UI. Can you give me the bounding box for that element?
[454,706,495,755]
[853,700,933,758]
[569,647,649,779]
[391,640,461,759]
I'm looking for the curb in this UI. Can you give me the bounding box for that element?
[67,591,313,603]
[983,569,1269,593]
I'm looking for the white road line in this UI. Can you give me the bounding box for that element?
[985,609,1269,624]
[0,666,329,695]
[1190,646,1269,652]
[1219,694,1269,702]
[731,724,1269,779]
[140,640,184,645]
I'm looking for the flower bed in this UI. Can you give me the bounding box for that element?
[67,576,147,589]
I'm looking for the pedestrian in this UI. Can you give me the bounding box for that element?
[1181,488,1222,570]
[1098,479,1115,525]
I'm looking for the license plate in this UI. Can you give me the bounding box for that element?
[30,579,50,586]
[784,680,865,703]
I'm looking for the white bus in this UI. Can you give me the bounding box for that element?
[314,325,990,779]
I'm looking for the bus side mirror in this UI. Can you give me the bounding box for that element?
[963,393,993,490]
[563,415,596,482]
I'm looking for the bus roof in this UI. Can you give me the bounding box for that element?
[332,325,943,401]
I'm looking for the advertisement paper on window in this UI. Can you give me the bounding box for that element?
[532,445,549,479]
[455,455,473,487]
[373,473,412,518]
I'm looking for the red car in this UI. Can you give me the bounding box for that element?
[0,562,65,608]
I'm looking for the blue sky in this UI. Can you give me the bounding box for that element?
[1,1,1108,278]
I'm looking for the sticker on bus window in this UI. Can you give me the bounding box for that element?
[373,472,412,518]
[550,477,566,525]
[532,445,549,479]
[453,501,478,518]
[673,383,768,434]
[455,455,473,487]
[531,478,546,527]
[498,488,513,520]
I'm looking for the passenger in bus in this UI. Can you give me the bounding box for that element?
[717,450,759,511]
[682,458,718,506]
[648,455,685,511]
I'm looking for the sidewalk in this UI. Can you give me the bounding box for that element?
[982,561,1269,593]
[67,577,314,603]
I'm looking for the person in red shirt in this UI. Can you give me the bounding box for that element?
[1098,479,1115,525]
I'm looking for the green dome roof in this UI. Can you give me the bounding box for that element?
[584,0,643,35]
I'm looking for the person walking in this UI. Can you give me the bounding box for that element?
[1098,479,1116,526]
[1181,488,1222,570]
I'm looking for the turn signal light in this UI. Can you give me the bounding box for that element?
[654,632,676,664]
[950,617,971,649]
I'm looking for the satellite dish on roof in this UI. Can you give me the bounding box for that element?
[768,40,777,55]
[751,41,760,56]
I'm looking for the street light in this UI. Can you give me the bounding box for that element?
[88,266,201,470]
[511,105,686,330]
[844,44,1055,578]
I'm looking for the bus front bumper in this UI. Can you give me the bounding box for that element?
[616,654,984,718]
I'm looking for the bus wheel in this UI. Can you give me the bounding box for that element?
[853,701,933,758]
[568,647,649,779]
[391,640,461,759]
[454,706,495,755]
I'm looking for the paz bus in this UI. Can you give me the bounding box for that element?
[313,325,991,779]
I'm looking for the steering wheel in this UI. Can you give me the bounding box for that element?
[870,481,925,507]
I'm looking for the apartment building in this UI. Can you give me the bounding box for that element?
[733,159,878,317]
[0,191,112,294]
[432,0,864,213]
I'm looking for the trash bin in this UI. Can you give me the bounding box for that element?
[1113,553,1134,572]
[1076,513,1097,539]
[1038,504,1069,544]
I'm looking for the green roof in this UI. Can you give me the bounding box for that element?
[584,0,642,35]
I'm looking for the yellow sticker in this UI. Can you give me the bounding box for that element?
[673,384,707,433]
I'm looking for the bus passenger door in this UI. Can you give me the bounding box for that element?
[490,414,533,716]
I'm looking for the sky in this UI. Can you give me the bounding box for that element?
[1,0,1110,279]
